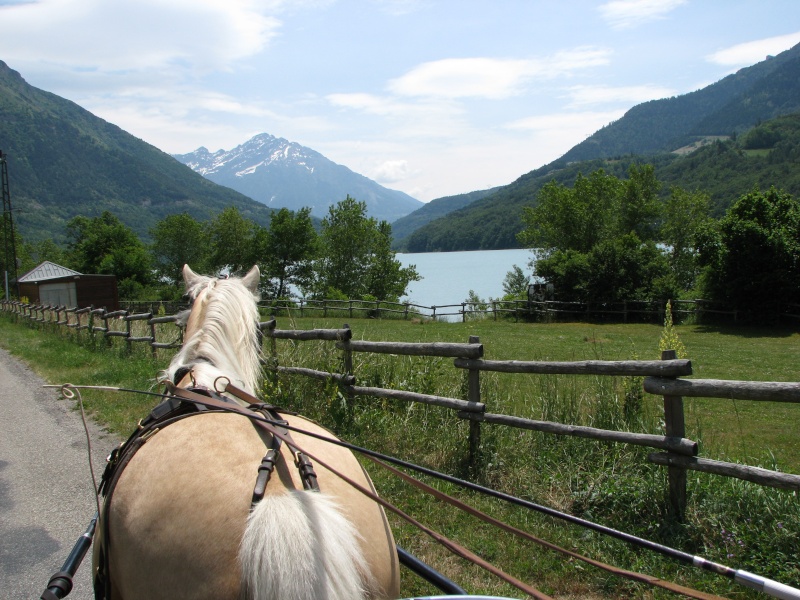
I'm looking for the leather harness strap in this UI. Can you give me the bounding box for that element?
[94,382,319,599]
[164,383,553,600]
[165,382,321,494]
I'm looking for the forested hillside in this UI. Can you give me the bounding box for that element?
[398,43,800,253]
[399,113,800,252]
[0,61,274,243]
[390,187,500,248]
[561,42,800,163]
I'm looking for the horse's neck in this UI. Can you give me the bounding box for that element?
[170,331,259,396]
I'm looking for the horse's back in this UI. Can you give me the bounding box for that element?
[99,411,399,599]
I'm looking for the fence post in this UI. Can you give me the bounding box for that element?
[342,323,353,375]
[149,315,157,358]
[467,335,481,466]
[125,313,133,354]
[662,349,687,521]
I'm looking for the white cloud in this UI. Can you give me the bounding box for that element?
[565,84,676,106]
[0,0,281,73]
[598,0,687,30]
[706,32,800,67]
[506,110,625,139]
[387,48,610,99]
[325,93,467,139]
[370,160,413,184]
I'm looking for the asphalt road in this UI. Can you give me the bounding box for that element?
[0,347,120,600]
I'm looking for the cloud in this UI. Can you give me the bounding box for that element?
[325,93,467,139]
[565,84,676,106]
[370,160,413,184]
[0,0,281,73]
[388,48,610,99]
[706,31,800,67]
[506,110,626,139]
[598,0,687,30]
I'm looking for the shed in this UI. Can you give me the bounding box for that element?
[17,261,119,310]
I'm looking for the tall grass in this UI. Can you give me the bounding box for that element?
[1,310,798,598]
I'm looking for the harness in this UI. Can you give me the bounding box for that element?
[93,377,319,600]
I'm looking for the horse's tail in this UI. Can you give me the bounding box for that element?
[238,490,375,600]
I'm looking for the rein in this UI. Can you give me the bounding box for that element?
[72,380,757,599]
[164,381,729,600]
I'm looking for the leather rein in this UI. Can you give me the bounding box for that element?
[93,375,319,599]
[94,377,726,600]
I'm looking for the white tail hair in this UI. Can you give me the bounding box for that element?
[239,491,374,600]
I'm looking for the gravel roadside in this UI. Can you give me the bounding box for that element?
[0,347,120,600]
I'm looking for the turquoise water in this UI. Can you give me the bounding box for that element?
[397,248,534,309]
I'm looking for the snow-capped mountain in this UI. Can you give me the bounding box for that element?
[173,133,423,222]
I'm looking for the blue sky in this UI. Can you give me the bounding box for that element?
[1,1,799,202]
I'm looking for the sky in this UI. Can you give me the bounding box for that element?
[1,1,799,203]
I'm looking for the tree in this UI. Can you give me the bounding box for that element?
[699,186,800,321]
[518,166,673,302]
[150,213,210,286]
[618,164,661,241]
[662,187,712,291]
[518,169,624,256]
[259,207,318,298]
[365,220,420,301]
[66,211,152,298]
[314,196,419,300]
[206,207,257,275]
[502,264,529,298]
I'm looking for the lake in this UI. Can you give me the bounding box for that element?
[397,248,535,310]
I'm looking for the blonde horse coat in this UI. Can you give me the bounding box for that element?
[94,265,399,599]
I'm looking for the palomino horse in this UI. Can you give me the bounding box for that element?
[93,265,400,599]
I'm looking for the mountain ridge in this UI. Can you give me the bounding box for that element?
[397,42,800,252]
[0,60,276,244]
[174,133,423,223]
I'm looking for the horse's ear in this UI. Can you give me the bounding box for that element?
[182,265,202,290]
[241,265,260,294]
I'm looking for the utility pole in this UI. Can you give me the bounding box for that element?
[1,150,19,299]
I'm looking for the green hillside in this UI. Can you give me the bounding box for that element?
[0,61,275,244]
[398,42,800,253]
[400,113,800,252]
[390,187,499,248]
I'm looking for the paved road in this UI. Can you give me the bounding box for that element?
[0,347,120,600]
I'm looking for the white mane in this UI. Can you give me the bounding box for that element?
[167,267,262,395]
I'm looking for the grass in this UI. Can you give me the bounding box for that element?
[1,309,798,598]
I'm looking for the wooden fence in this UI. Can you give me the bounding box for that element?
[256,297,800,324]
[261,322,800,520]
[1,300,185,355]
[3,299,799,519]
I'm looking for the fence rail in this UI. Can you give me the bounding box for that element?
[254,296,800,324]
[258,322,800,520]
[1,300,184,355]
[3,299,798,520]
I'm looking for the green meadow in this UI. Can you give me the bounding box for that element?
[1,312,798,598]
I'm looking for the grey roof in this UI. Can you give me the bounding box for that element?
[18,261,82,283]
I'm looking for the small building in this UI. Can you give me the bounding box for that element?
[17,261,119,310]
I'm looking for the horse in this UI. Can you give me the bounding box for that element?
[92,264,400,600]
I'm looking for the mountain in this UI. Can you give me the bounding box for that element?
[398,42,800,253]
[0,60,275,244]
[174,134,423,223]
[561,42,800,164]
[390,187,501,248]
